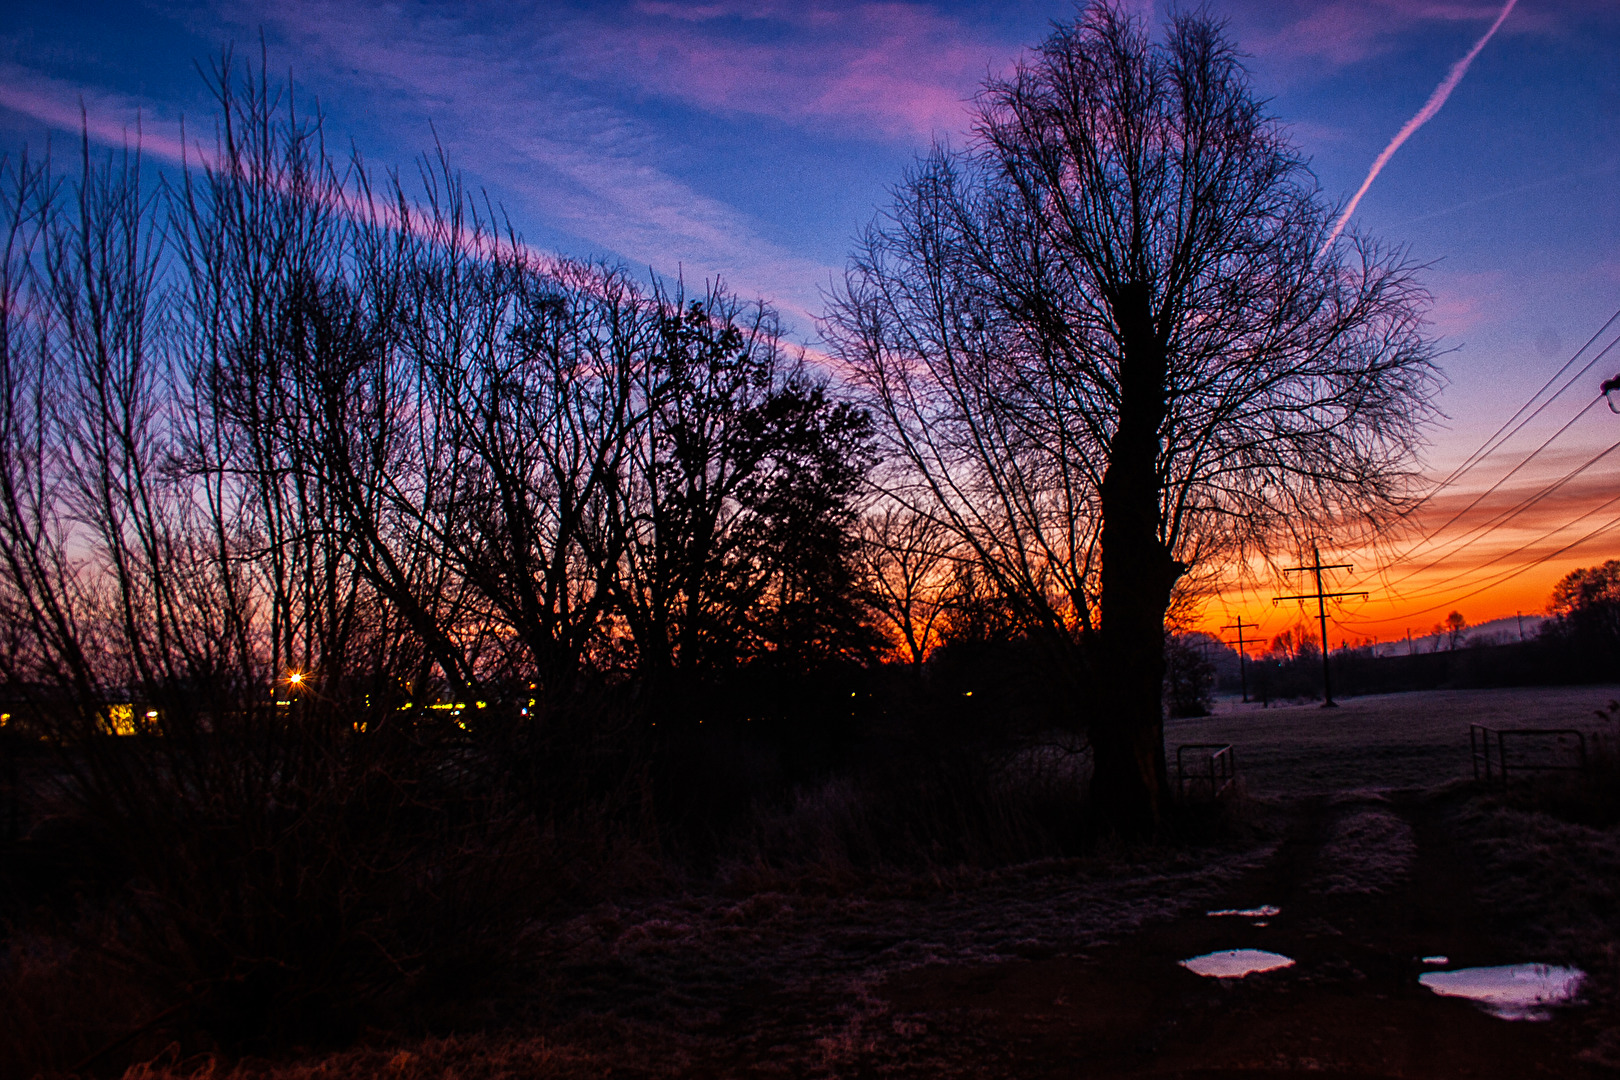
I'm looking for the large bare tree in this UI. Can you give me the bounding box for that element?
[825,3,1439,832]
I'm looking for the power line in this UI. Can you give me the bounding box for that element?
[1389,395,1604,567]
[1420,308,1619,504]
[1375,429,1620,606]
[1373,487,1620,608]
[1376,418,1619,596]
[1386,338,1617,574]
[1343,494,1620,624]
[1381,507,1620,623]
[1375,312,1620,571]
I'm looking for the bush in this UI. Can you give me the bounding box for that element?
[2,698,554,1064]
[1164,635,1215,718]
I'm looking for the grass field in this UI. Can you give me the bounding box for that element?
[1171,683,1620,796]
[10,684,1620,1078]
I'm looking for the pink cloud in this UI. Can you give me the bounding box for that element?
[201,0,842,326]
[1425,270,1513,338]
[568,3,1009,143]
[0,62,194,166]
[632,1,791,23]
[1231,0,1562,74]
[0,60,572,278]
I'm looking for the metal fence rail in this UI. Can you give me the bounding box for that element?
[1470,724,1587,787]
[1175,742,1236,801]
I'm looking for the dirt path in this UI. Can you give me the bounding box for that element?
[874,791,1602,1078]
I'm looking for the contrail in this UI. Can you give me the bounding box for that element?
[1321,0,1518,254]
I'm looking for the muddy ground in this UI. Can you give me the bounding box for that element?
[41,685,1620,1078]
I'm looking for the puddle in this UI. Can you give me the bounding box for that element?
[1180,949,1295,979]
[1419,964,1584,1020]
[1207,905,1280,918]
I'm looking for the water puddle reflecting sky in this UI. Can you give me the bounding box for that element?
[1180,949,1295,978]
[1206,905,1281,918]
[1419,964,1584,1020]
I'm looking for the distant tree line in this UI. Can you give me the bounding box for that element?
[1187,562,1620,705]
[0,67,907,737]
[0,59,918,1053]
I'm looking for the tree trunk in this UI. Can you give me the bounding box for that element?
[1090,282,1181,835]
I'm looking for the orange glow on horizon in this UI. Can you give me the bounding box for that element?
[1189,447,1620,650]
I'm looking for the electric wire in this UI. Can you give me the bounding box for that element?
[1372,505,1620,623]
[1417,307,1619,506]
[1372,312,1620,573]
[1383,331,1617,572]
[1228,313,1620,638]
[1342,491,1620,626]
[1374,486,1620,609]
[1375,410,1617,596]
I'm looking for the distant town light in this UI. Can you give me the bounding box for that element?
[288,672,304,685]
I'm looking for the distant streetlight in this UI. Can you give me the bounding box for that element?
[287,672,304,686]
[1604,374,1620,414]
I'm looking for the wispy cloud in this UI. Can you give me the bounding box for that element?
[1231,0,1563,75]
[1395,161,1620,228]
[165,0,850,327]
[0,61,193,165]
[6,0,1001,329]
[562,3,999,144]
[1424,269,1515,338]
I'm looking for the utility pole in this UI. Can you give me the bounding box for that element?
[1274,542,1368,708]
[1222,616,1255,703]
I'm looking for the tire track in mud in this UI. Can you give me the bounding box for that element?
[873,791,1601,1079]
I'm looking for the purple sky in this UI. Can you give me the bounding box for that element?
[2,0,1617,635]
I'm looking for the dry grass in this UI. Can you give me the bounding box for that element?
[102,835,1276,1080]
[1308,797,1416,896]
[1454,795,1620,1069]
[110,1035,623,1080]
[18,684,1620,1079]
[0,923,159,1077]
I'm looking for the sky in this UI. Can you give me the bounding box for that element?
[1,0,1617,650]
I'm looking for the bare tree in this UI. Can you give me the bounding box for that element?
[0,67,560,1045]
[608,283,790,689]
[1442,611,1468,651]
[825,3,1439,831]
[857,505,959,665]
[605,281,881,706]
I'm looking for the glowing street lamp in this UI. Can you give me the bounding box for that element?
[287,671,304,686]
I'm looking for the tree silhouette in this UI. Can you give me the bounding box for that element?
[1443,611,1469,651]
[826,2,1439,832]
[1549,559,1620,644]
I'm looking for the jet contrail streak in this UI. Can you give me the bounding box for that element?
[1321,0,1518,254]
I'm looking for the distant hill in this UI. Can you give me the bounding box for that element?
[1368,613,1546,657]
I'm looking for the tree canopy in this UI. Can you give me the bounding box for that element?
[825,1,1440,830]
